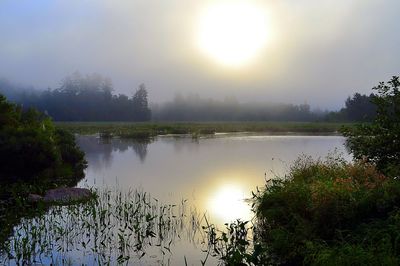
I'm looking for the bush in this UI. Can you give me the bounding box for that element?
[252,155,400,265]
[342,76,400,177]
[0,94,86,183]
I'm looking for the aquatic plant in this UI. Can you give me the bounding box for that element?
[0,188,211,265]
[203,218,264,265]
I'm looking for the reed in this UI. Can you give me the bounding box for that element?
[0,188,214,265]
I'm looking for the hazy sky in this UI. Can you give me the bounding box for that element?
[0,0,399,109]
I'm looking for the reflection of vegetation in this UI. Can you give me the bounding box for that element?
[131,139,151,162]
[0,189,208,265]
[77,136,152,165]
[58,121,349,140]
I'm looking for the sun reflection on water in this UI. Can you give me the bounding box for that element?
[208,184,252,223]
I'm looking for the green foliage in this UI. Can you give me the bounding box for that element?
[0,94,86,183]
[0,94,20,127]
[342,76,400,176]
[251,155,400,265]
[0,95,86,252]
[54,128,86,184]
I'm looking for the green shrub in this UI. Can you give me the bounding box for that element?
[342,76,400,177]
[0,94,86,183]
[252,155,400,265]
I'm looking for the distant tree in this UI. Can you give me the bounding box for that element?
[2,74,328,122]
[152,95,318,122]
[342,76,400,176]
[2,73,152,122]
[132,84,151,121]
[326,93,376,122]
[344,93,376,121]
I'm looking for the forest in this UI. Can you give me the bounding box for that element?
[0,73,377,123]
[0,73,151,122]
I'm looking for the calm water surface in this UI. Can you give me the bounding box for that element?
[78,134,349,224]
[78,134,350,224]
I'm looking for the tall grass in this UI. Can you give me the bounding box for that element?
[0,188,212,265]
[252,155,400,265]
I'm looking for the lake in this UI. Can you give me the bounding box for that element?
[74,133,349,265]
[2,134,350,265]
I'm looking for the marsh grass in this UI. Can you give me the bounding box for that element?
[0,188,214,265]
[56,121,349,140]
[202,218,262,265]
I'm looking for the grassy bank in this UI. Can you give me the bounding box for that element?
[56,121,352,138]
[256,156,400,265]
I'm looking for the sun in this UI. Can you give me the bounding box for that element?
[196,1,269,67]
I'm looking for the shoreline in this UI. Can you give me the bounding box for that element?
[56,121,353,139]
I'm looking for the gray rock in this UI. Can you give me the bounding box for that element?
[28,194,44,202]
[44,188,92,203]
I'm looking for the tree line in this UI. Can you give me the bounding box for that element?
[325,92,377,122]
[0,73,379,122]
[0,72,151,121]
[152,94,321,121]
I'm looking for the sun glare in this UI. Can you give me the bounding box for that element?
[208,184,251,222]
[197,1,269,67]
